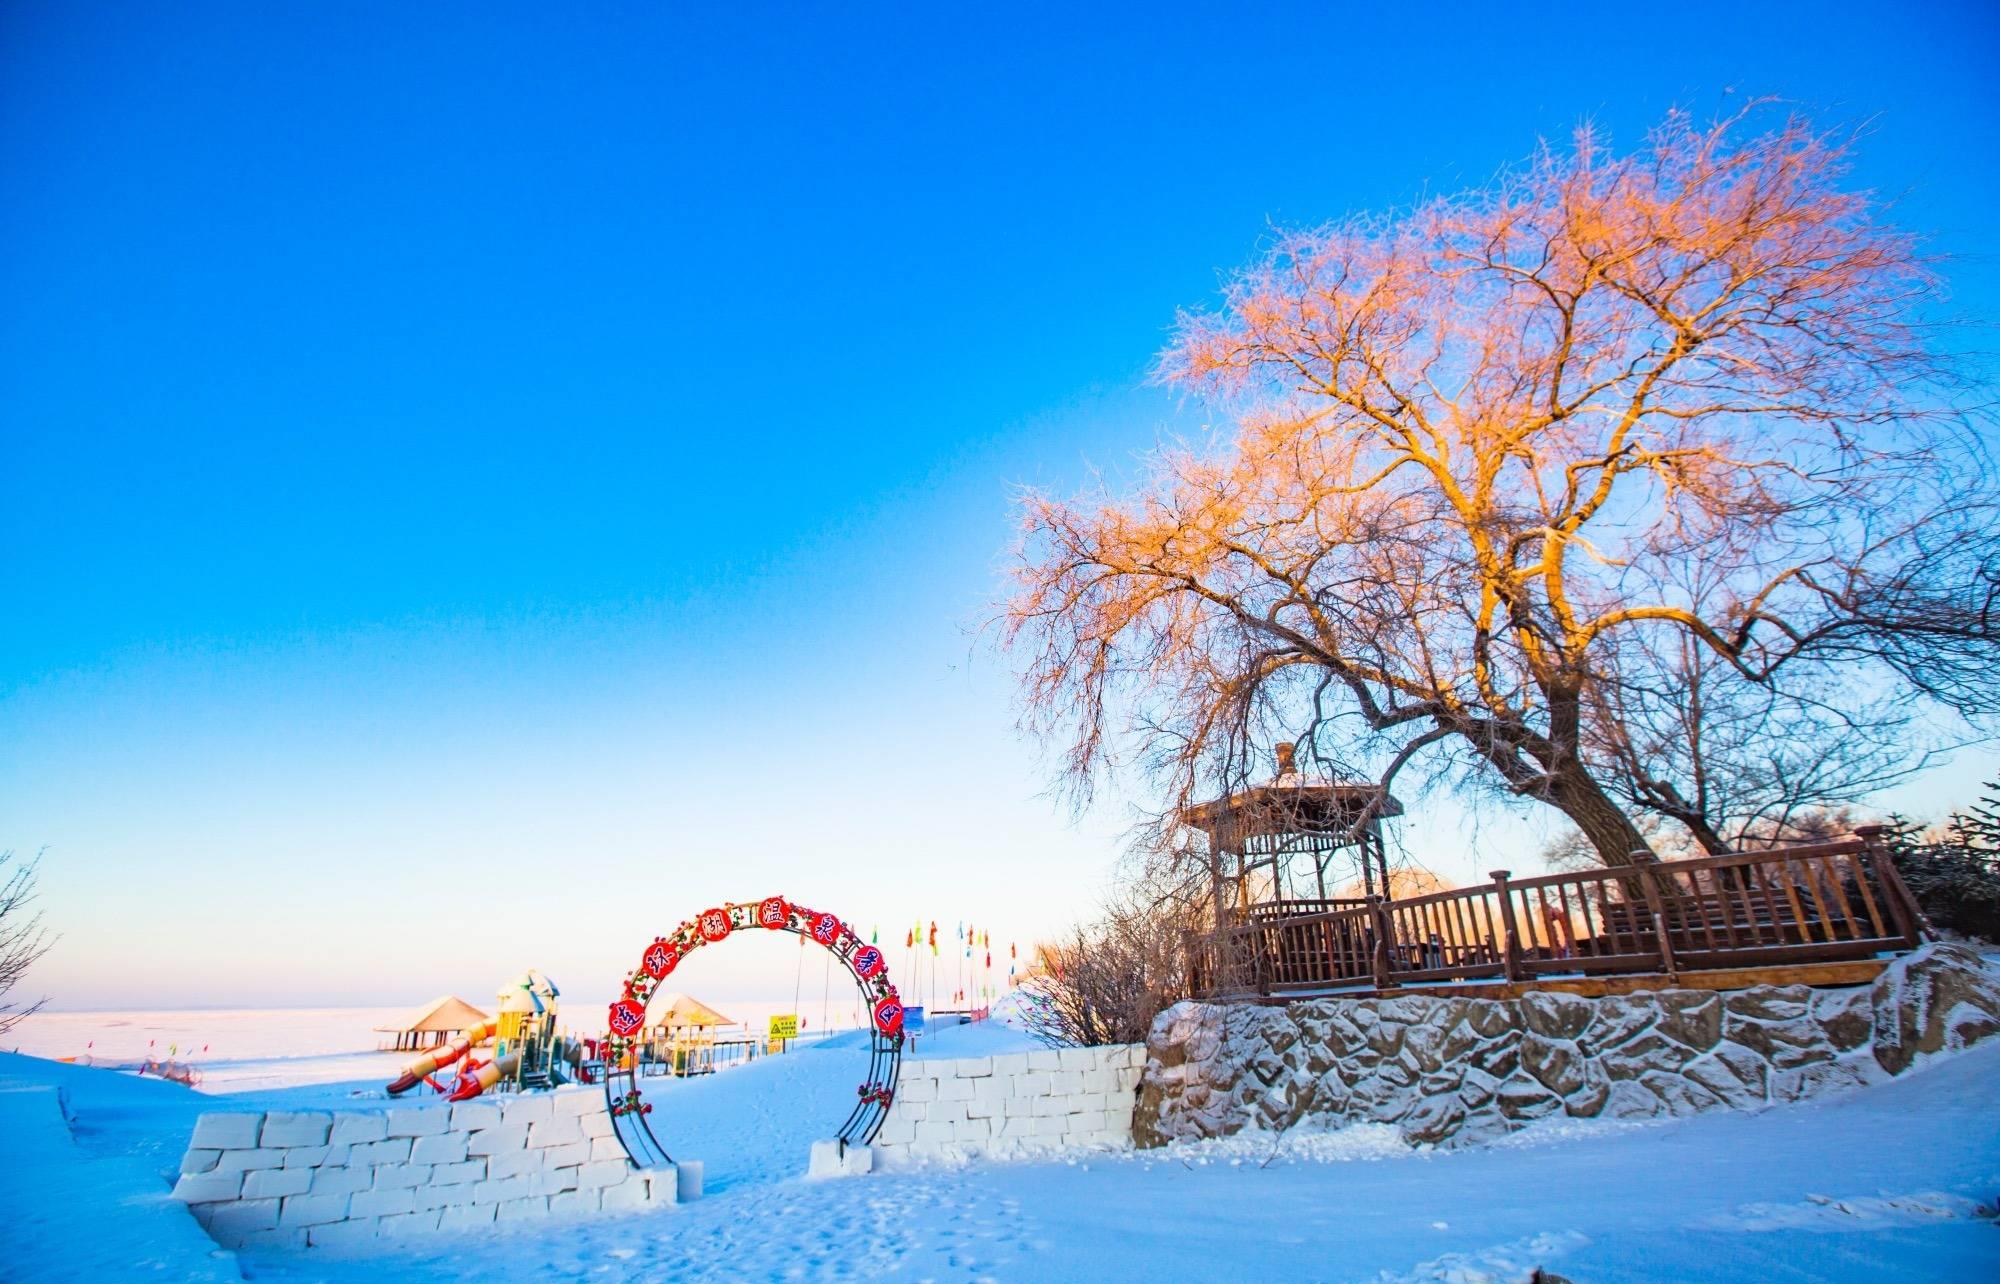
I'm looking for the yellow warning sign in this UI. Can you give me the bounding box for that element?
[767,1013,799,1041]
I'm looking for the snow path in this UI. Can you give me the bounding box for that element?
[5,1027,1997,1282]
[240,1041,2000,1284]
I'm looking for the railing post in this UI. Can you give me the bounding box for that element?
[1184,929,1206,998]
[1855,824,1928,946]
[1634,850,1679,981]
[1367,895,1395,991]
[1489,870,1522,983]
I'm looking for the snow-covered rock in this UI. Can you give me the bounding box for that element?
[1869,941,2000,1074]
[1137,942,2000,1149]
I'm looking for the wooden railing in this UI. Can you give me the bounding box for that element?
[1187,829,1925,999]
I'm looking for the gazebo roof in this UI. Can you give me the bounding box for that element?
[646,992,734,1029]
[375,995,491,1035]
[1185,743,1403,907]
[1181,774,1402,840]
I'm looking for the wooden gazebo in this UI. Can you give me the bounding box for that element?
[1181,748,1926,999]
[374,995,491,1052]
[641,992,745,1077]
[1181,741,1402,931]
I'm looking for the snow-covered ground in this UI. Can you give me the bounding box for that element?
[4,1015,1996,1283]
[5,1007,421,1094]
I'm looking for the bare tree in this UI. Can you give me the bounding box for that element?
[1005,107,1995,867]
[1,851,53,1036]
[1020,857,1205,1047]
[1537,808,1717,879]
[1583,623,1943,853]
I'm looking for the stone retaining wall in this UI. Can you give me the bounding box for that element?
[1137,942,2000,1150]
[876,1045,1144,1163]
[172,1088,679,1252]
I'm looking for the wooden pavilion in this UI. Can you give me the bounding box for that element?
[1183,779,1928,1000]
[1181,741,1403,931]
[374,995,491,1052]
[641,992,747,1077]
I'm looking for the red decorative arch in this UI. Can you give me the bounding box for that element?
[600,897,904,1167]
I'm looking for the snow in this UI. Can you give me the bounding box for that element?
[6,1008,418,1094]
[901,1012,1044,1060]
[4,1031,1998,1282]
[550,1016,1047,1195]
[0,1064,236,1283]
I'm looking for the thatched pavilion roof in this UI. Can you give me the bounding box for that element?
[646,992,734,1030]
[375,995,491,1035]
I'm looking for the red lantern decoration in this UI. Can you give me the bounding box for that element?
[608,999,646,1038]
[871,992,905,1035]
[853,945,885,978]
[811,911,841,946]
[642,938,680,979]
[757,896,790,929]
[698,907,732,942]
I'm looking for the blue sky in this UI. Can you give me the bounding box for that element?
[4,2,1997,1012]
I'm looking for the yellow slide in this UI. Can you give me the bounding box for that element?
[385,1019,497,1095]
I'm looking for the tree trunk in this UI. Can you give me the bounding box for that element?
[1459,707,1656,867]
[1675,813,1733,856]
[1542,761,1655,867]
[1629,780,1734,856]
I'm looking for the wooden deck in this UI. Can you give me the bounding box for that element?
[1221,958,1890,1004]
[1188,831,1924,1000]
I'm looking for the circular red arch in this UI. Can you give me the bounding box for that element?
[599,896,904,1168]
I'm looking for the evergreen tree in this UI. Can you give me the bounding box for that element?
[1889,782,2000,942]
[1947,779,2000,850]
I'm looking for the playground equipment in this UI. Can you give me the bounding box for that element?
[446,1051,522,1101]
[602,896,904,1170]
[385,1019,497,1095]
[385,969,570,1100]
[494,970,566,1091]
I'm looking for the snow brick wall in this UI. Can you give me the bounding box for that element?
[171,1088,676,1252]
[876,1045,1144,1163]
[1137,942,2000,1150]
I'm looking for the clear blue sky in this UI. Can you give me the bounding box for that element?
[4,2,1996,1012]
